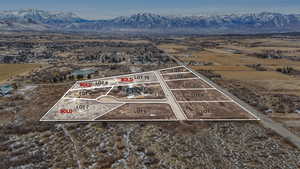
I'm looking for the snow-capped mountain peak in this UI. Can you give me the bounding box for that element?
[0,9,299,34]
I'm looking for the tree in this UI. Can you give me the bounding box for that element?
[52,77,58,83]
[11,83,18,90]
[76,74,84,80]
[69,75,74,81]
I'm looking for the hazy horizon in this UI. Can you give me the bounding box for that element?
[1,0,300,19]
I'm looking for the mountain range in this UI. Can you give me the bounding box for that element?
[1,9,300,34]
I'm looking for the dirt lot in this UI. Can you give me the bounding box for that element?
[98,103,176,120]
[160,67,190,74]
[163,73,197,80]
[173,89,230,101]
[180,102,255,120]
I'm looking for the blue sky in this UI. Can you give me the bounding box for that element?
[1,0,300,19]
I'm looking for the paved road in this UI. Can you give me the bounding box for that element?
[154,71,187,120]
[169,55,300,149]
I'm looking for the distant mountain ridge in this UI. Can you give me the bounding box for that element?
[1,9,300,34]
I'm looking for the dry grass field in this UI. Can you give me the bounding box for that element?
[157,36,300,111]
[181,49,300,66]
[214,71,292,81]
[265,65,300,71]
[191,65,253,71]
[221,45,300,57]
[0,64,41,83]
[158,44,188,53]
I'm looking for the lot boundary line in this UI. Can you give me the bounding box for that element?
[161,72,191,75]
[105,85,114,96]
[165,77,199,82]
[183,65,260,120]
[94,119,179,122]
[158,65,185,71]
[63,98,96,101]
[77,70,157,82]
[41,65,260,122]
[187,119,258,121]
[92,103,126,120]
[70,80,159,91]
[170,88,215,90]
[177,100,233,103]
[64,95,168,104]
[40,82,76,121]
[76,66,189,83]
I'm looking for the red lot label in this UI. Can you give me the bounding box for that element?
[79,82,92,87]
[60,109,73,114]
[120,77,134,82]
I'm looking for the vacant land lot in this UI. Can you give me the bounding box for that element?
[41,99,123,121]
[173,89,229,101]
[98,103,176,120]
[160,67,190,74]
[0,64,41,83]
[166,79,212,89]
[180,102,255,120]
[163,73,197,80]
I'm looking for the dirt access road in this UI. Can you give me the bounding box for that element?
[169,54,300,149]
[154,71,187,120]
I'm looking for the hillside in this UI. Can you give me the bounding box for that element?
[0,9,300,34]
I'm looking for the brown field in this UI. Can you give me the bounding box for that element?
[163,73,197,80]
[172,89,230,101]
[158,44,188,53]
[214,71,292,81]
[0,64,41,83]
[180,102,255,120]
[191,65,253,71]
[97,103,176,120]
[181,50,300,66]
[160,67,190,74]
[247,80,300,95]
[222,45,300,54]
[264,65,300,71]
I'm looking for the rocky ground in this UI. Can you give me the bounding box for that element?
[0,120,299,169]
